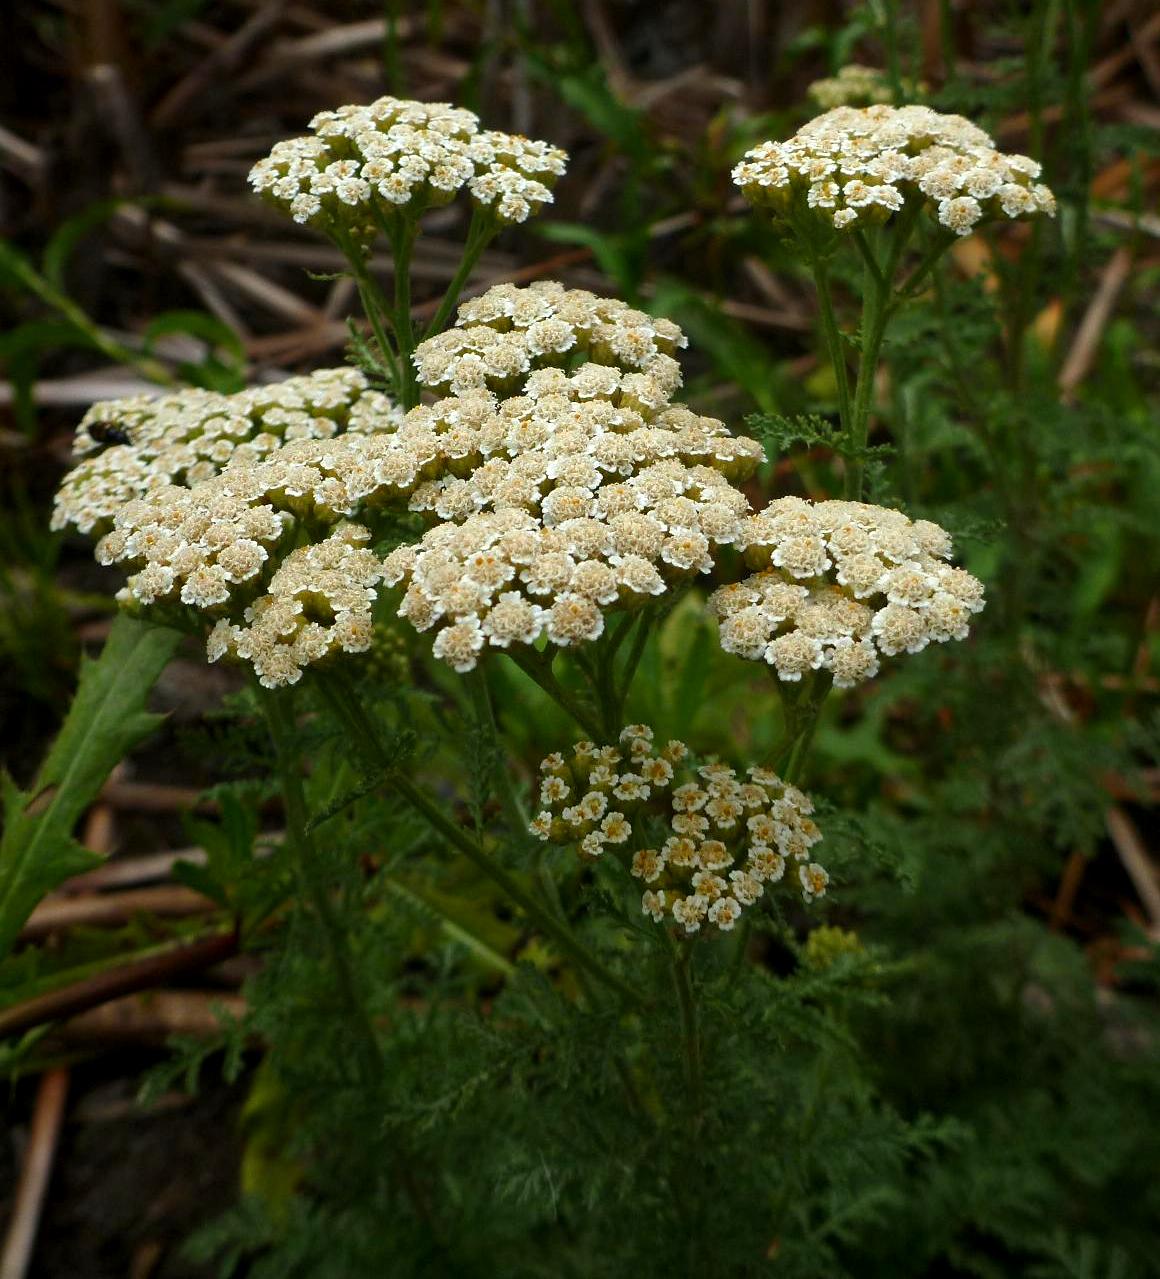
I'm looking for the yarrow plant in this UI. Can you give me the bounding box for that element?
[35,81,1075,1273]
[734,103,1057,498]
[733,104,1055,236]
[248,96,567,407]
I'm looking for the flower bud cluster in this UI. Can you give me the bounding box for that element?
[413,280,687,397]
[52,369,397,537]
[807,65,895,110]
[248,96,567,231]
[709,497,984,685]
[530,725,829,934]
[732,104,1056,235]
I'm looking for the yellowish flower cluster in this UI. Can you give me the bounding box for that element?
[413,280,687,397]
[732,104,1056,235]
[530,726,829,934]
[206,524,383,689]
[52,369,397,537]
[807,65,894,110]
[248,96,567,231]
[709,498,984,685]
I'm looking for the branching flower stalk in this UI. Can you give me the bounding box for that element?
[314,668,643,1007]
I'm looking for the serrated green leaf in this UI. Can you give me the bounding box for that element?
[0,614,181,958]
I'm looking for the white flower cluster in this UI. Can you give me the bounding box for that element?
[382,294,763,671]
[732,104,1056,235]
[530,725,829,935]
[807,65,894,110]
[52,369,398,537]
[248,96,567,230]
[413,280,687,397]
[65,284,766,686]
[709,497,984,686]
[207,524,383,689]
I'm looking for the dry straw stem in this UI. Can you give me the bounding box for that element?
[1057,244,1133,399]
[20,884,217,941]
[56,989,248,1045]
[0,1069,70,1279]
[0,928,239,1040]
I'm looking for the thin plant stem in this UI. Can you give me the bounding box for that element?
[423,213,497,339]
[881,0,905,103]
[315,671,641,1006]
[843,265,889,500]
[387,216,420,409]
[352,269,402,388]
[504,647,606,741]
[259,687,384,1088]
[3,249,175,386]
[616,611,654,714]
[669,932,706,1274]
[466,666,528,835]
[810,253,853,434]
[671,943,704,1126]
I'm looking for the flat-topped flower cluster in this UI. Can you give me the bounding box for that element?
[71,284,765,685]
[413,280,687,398]
[248,96,567,232]
[709,497,984,686]
[531,725,829,934]
[52,369,397,538]
[732,104,1056,235]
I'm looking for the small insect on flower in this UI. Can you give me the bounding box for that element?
[86,421,133,446]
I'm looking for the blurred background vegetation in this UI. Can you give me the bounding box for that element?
[1,1,1158,1276]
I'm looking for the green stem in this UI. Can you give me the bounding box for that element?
[881,0,905,103]
[505,646,606,741]
[392,771,641,1005]
[671,941,704,1128]
[773,671,832,783]
[616,611,654,716]
[811,253,854,436]
[259,688,383,1088]
[467,666,528,836]
[389,218,419,409]
[353,269,402,387]
[842,214,915,500]
[844,273,889,500]
[316,671,641,1006]
[5,250,175,386]
[851,229,887,292]
[422,213,497,340]
[334,227,401,387]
